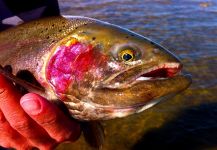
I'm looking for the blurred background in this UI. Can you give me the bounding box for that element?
[57,0,217,150]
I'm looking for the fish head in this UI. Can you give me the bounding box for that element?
[46,18,191,120]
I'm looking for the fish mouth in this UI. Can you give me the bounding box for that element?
[135,62,182,82]
[92,61,191,114]
[101,62,183,89]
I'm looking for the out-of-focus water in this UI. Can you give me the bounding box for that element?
[57,0,217,149]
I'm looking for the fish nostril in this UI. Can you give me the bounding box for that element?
[152,48,160,54]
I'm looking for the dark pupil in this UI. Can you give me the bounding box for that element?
[123,53,132,61]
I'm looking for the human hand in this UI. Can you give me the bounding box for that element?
[0,75,81,150]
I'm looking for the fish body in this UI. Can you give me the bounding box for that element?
[0,16,191,121]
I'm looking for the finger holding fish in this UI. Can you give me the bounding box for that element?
[0,75,80,149]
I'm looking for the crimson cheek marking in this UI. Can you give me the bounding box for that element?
[71,45,94,78]
[46,42,93,95]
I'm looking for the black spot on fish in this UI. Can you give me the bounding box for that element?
[47,36,50,39]
[126,36,129,39]
[45,28,48,31]
[75,27,78,30]
[40,30,44,33]
[59,29,62,32]
[147,93,153,99]
[52,24,55,27]
[92,37,96,40]
[62,21,65,24]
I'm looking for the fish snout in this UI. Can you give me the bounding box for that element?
[151,42,181,64]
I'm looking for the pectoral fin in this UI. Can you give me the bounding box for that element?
[0,65,45,95]
[82,121,105,149]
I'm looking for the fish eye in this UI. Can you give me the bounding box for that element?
[111,44,141,62]
[119,49,135,62]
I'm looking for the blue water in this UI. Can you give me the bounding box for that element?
[59,0,217,149]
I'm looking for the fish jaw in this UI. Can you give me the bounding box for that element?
[58,59,191,120]
[63,74,191,120]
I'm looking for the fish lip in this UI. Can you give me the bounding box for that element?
[92,74,192,109]
[105,96,164,117]
[99,74,191,111]
[134,62,182,82]
[101,62,183,89]
[137,62,181,76]
[95,74,191,118]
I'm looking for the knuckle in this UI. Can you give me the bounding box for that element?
[10,118,32,132]
[55,135,67,142]
[0,142,10,148]
[39,115,77,142]
[55,131,72,142]
[0,88,8,100]
[0,112,6,124]
[17,144,33,150]
[0,88,5,95]
[40,115,58,127]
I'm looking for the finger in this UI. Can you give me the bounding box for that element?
[21,93,81,142]
[0,75,56,149]
[0,109,31,149]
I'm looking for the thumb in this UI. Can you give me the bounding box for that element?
[20,93,81,142]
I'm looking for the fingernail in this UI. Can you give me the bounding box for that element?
[21,98,42,115]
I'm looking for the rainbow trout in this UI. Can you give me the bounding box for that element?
[0,16,191,147]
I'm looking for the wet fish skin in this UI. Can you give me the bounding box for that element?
[0,16,191,121]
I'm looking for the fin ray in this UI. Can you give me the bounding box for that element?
[82,121,105,149]
[0,65,45,94]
